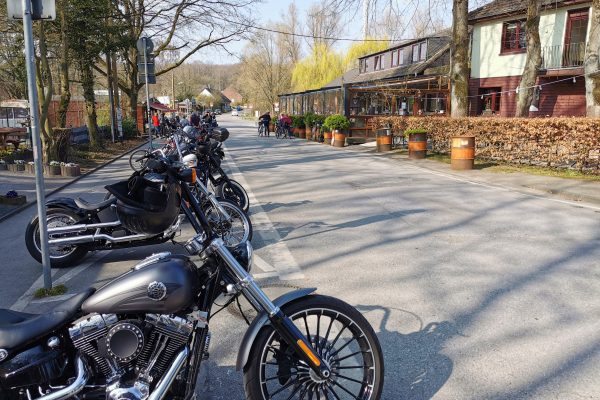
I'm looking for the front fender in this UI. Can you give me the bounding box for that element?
[235,288,317,371]
[46,197,87,218]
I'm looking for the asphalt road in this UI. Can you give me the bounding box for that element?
[0,115,599,399]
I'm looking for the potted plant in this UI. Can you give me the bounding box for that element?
[0,190,26,206]
[269,117,276,133]
[26,161,35,174]
[304,112,316,140]
[46,160,62,176]
[293,115,306,138]
[63,162,81,177]
[14,159,25,172]
[405,128,428,159]
[324,114,350,147]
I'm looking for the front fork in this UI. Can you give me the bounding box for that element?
[193,180,232,221]
[209,239,331,380]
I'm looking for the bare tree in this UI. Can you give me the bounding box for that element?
[94,0,255,122]
[450,0,469,117]
[305,1,343,51]
[585,0,600,117]
[277,2,302,64]
[515,0,542,117]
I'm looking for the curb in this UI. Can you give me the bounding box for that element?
[0,141,149,223]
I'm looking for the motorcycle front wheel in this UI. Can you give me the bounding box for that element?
[215,180,250,213]
[244,295,384,400]
[204,199,253,246]
[25,209,89,268]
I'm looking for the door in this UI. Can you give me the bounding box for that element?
[564,9,589,67]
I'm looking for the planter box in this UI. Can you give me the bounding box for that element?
[408,132,427,159]
[0,195,26,206]
[0,164,7,171]
[63,165,81,177]
[7,164,17,172]
[15,164,25,171]
[45,165,62,176]
[333,130,346,147]
[25,164,35,174]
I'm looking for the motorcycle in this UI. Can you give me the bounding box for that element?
[25,129,252,268]
[0,155,384,400]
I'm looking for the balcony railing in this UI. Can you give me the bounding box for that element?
[540,42,586,70]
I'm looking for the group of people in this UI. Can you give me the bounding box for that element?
[258,111,292,137]
[150,110,218,136]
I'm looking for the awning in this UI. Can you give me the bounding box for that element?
[149,102,176,112]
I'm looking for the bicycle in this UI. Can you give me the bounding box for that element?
[275,122,292,139]
[257,120,269,137]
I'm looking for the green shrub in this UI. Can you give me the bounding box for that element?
[121,117,137,139]
[292,115,305,129]
[303,112,317,128]
[324,114,350,131]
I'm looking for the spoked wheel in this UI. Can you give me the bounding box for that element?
[215,180,250,213]
[25,209,89,268]
[205,199,253,246]
[129,149,149,171]
[244,295,384,400]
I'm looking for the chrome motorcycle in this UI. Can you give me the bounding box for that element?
[1,156,384,400]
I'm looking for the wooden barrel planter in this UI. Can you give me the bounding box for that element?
[298,128,306,139]
[305,128,313,141]
[333,131,346,147]
[293,128,300,137]
[25,164,35,174]
[45,165,61,176]
[323,131,332,145]
[408,131,427,159]
[269,123,275,133]
[376,131,393,152]
[7,164,17,172]
[451,136,476,170]
[63,164,81,177]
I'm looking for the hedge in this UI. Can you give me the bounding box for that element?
[371,116,600,173]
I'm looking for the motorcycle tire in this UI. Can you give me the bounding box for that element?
[205,199,253,246]
[129,149,149,172]
[215,180,250,214]
[243,295,384,400]
[25,208,89,268]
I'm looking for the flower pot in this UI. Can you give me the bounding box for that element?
[15,164,25,171]
[323,131,332,145]
[333,130,346,147]
[376,130,393,152]
[0,194,26,206]
[7,164,17,172]
[269,123,275,133]
[451,136,475,170]
[298,129,306,139]
[25,164,35,174]
[63,164,81,177]
[46,165,61,176]
[305,128,311,140]
[408,132,427,159]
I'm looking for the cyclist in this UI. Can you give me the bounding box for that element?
[258,111,271,137]
[278,114,292,138]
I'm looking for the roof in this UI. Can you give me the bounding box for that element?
[322,69,361,89]
[201,87,232,104]
[358,29,452,60]
[468,0,591,23]
[221,86,243,101]
[149,102,176,112]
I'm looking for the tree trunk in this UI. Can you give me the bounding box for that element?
[57,6,71,128]
[585,0,600,117]
[515,0,542,117]
[450,0,470,117]
[35,21,55,162]
[80,62,101,149]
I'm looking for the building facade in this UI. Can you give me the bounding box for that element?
[469,0,592,117]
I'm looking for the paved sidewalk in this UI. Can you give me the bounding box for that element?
[350,142,600,206]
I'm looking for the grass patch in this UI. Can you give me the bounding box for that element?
[69,138,146,173]
[33,284,68,299]
[424,153,600,181]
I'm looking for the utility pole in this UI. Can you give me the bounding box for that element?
[172,71,175,113]
[21,0,52,289]
[112,56,123,140]
[106,52,115,143]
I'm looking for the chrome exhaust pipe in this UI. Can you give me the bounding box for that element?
[148,347,189,400]
[48,232,151,246]
[47,221,121,234]
[38,356,89,400]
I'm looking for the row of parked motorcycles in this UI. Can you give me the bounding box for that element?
[0,122,385,400]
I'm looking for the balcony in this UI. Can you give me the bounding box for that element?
[540,42,586,70]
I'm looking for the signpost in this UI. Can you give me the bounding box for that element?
[137,37,155,148]
[12,0,56,289]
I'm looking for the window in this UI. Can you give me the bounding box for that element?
[380,54,385,69]
[373,55,386,71]
[374,56,380,70]
[391,50,398,66]
[359,58,368,73]
[501,20,526,53]
[479,88,502,115]
[419,42,427,61]
[412,45,419,62]
[399,49,405,65]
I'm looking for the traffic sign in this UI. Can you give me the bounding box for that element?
[7,0,56,20]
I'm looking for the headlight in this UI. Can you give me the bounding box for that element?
[230,241,253,273]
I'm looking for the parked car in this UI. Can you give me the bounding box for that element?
[231,109,239,116]
[214,109,222,115]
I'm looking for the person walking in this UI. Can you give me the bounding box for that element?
[151,111,160,137]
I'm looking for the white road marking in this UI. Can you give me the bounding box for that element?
[222,144,305,281]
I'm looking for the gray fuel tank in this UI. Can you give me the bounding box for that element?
[82,254,199,314]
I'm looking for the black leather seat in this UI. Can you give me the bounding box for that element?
[75,197,116,211]
[0,288,95,351]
